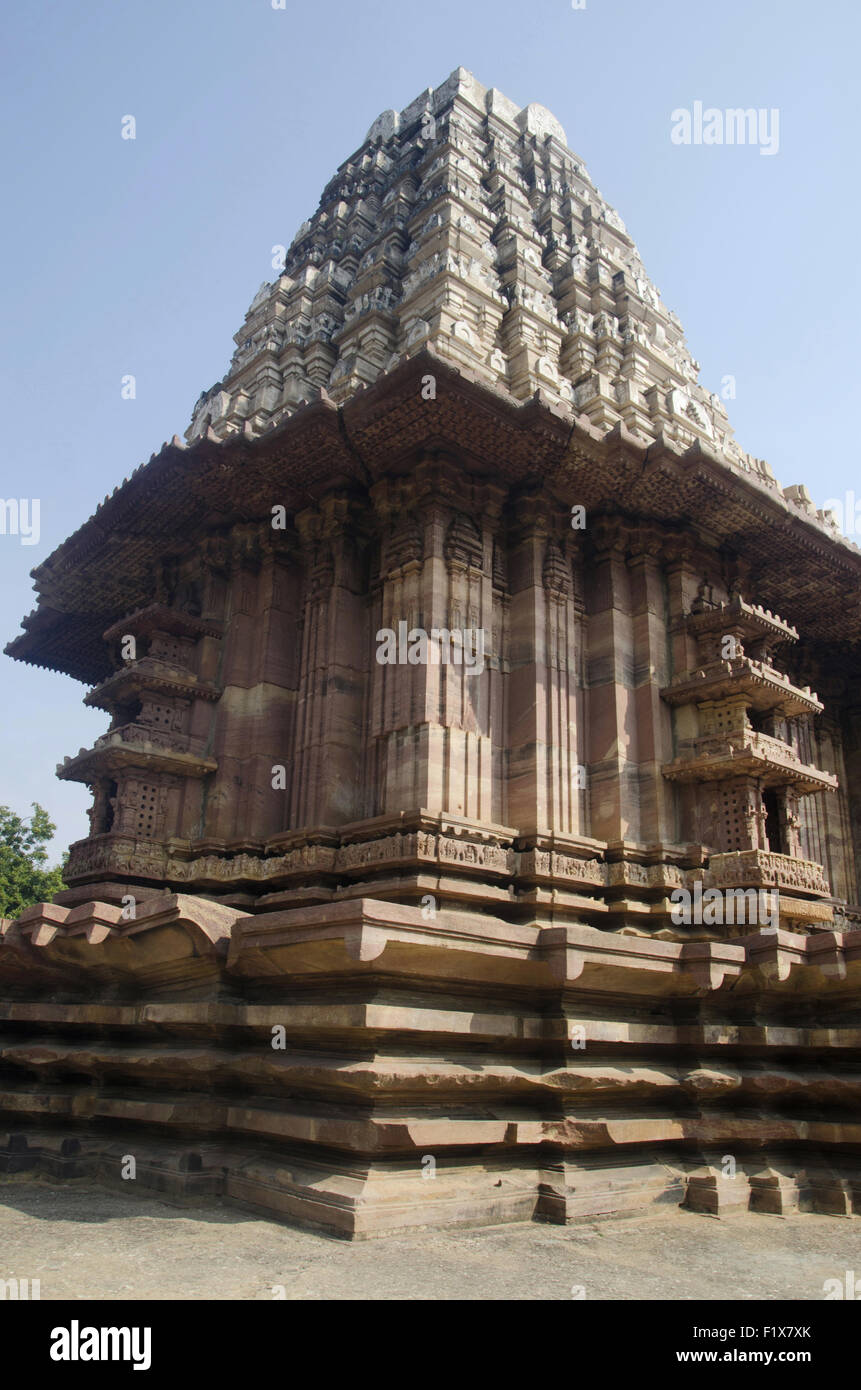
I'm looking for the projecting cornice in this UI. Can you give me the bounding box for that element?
[5,350,861,684]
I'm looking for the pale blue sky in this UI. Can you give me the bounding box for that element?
[1,0,859,859]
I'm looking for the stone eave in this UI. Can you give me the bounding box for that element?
[661,661,822,716]
[6,350,861,685]
[663,741,839,793]
[84,661,221,712]
[101,604,224,643]
[686,596,799,643]
[57,736,217,782]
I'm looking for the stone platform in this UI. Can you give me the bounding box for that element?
[2,894,860,1237]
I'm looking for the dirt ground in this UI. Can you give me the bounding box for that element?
[1,1180,859,1300]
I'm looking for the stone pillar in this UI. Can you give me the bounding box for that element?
[778,788,803,860]
[289,495,369,828]
[813,710,855,902]
[662,542,700,846]
[368,465,503,824]
[490,535,511,828]
[507,490,551,835]
[541,535,586,836]
[626,530,674,846]
[368,482,429,815]
[505,487,585,838]
[583,517,637,843]
[840,702,861,904]
[232,528,302,843]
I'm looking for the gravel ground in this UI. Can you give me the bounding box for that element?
[1,1180,859,1301]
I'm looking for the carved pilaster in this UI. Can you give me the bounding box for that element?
[290,493,370,827]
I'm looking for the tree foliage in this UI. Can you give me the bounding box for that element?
[0,803,67,919]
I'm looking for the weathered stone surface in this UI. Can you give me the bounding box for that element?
[3,69,861,1235]
[1,896,861,1235]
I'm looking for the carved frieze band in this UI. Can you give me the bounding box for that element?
[67,830,619,890]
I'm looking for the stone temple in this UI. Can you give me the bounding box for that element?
[3,68,861,1235]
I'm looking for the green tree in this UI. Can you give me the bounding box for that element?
[0,803,67,919]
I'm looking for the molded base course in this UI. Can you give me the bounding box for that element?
[538,1159,688,1222]
[3,895,861,1236]
[0,1136,710,1237]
